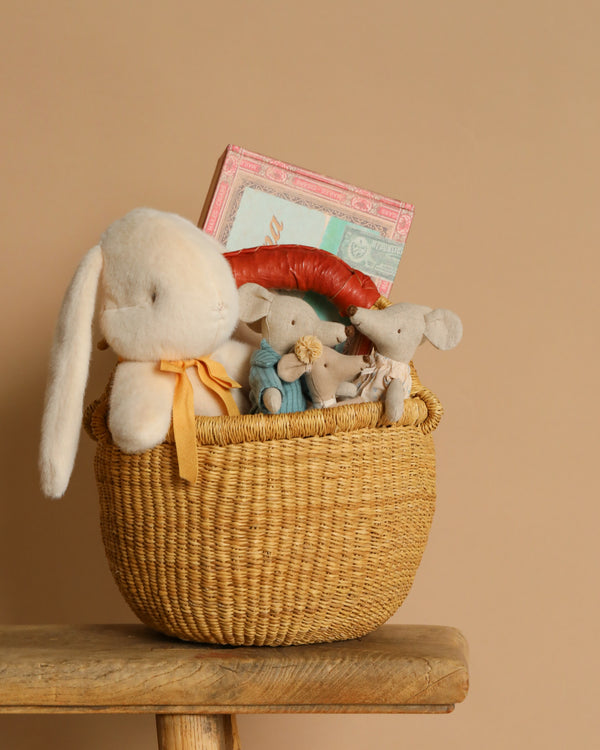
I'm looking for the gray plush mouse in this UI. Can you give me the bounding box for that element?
[347,302,463,423]
[239,283,346,414]
[277,335,369,409]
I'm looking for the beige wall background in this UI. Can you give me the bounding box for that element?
[2,0,598,747]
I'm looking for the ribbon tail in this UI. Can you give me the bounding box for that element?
[214,387,241,417]
[196,360,241,417]
[170,369,198,485]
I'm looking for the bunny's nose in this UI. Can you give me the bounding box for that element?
[347,305,358,317]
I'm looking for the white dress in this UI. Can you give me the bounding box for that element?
[354,353,412,403]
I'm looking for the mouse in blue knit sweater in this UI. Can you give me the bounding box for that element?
[238,283,346,414]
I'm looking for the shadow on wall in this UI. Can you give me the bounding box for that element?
[0,345,131,625]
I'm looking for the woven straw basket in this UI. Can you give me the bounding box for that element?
[84,375,441,647]
[83,244,443,647]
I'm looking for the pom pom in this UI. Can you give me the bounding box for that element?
[294,335,323,364]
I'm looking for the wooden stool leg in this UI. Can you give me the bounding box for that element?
[156,714,240,750]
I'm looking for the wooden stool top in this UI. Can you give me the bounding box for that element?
[0,624,469,715]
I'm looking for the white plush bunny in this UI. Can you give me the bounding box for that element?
[40,208,251,499]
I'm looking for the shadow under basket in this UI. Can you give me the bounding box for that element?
[84,369,442,647]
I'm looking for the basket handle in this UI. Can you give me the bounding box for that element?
[83,373,113,444]
[224,244,387,317]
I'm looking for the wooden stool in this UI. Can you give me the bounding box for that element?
[0,624,469,749]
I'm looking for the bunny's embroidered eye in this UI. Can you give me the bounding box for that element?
[151,289,158,304]
[397,328,402,334]
[291,319,296,325]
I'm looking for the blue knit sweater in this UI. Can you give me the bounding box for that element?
[249,339,307,414]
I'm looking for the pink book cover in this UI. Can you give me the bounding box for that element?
[199,145,414,298]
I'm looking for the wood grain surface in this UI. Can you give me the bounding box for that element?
[0,624,469,714]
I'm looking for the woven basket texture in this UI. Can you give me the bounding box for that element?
[84,368,442,647]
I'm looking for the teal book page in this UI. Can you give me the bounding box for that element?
[226,189,328,250]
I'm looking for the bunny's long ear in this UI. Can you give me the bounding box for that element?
[39,245,103,498]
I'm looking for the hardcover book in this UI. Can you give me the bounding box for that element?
[199,145,414,300]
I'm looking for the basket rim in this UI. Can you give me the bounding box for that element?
[84,374,443,448]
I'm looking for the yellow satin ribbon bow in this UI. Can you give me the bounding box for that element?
[159,358,241,485]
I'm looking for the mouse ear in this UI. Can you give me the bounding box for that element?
[39,245,103,498]
[277,353,309,383]
[423,308,463,350]
[238,283,274,324]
